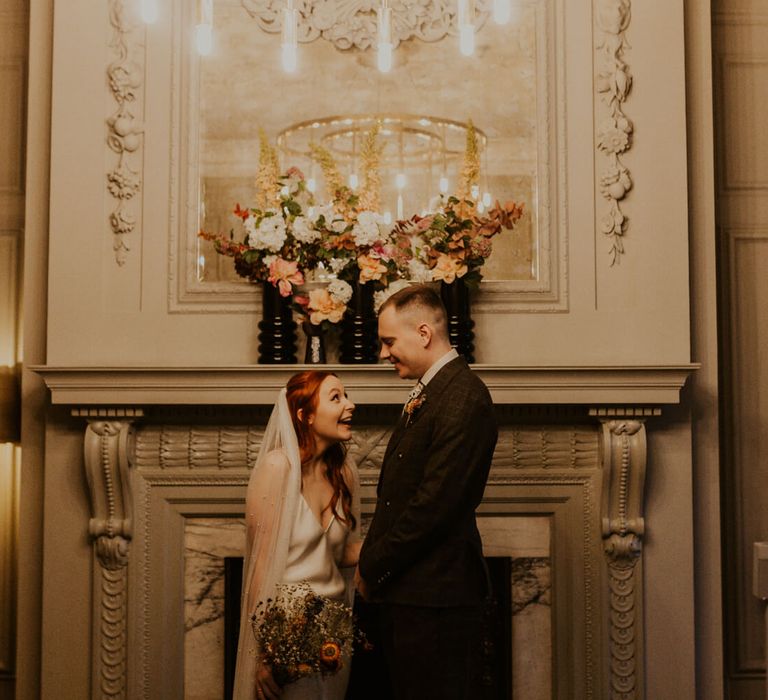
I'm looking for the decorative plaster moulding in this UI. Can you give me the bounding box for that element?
[241,0,495,50]
[34,364,699,406]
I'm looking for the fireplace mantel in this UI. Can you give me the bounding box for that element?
[33,363,698,406]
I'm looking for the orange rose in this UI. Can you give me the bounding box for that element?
[357,254,388,283]
[308,288,345,324]
[431,254,468,283]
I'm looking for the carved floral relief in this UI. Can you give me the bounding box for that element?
[595,0,633,265]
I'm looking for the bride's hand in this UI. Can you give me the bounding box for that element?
[255,664,281,700]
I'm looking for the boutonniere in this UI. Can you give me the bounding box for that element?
[404,393,427,426]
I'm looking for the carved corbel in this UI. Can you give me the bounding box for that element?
[78,408,142,700]
[592,407,656,700]
[83,418,136,569]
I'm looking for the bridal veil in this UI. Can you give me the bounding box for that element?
[233,388,302,700]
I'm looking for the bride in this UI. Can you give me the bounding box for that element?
[234,370,363,700]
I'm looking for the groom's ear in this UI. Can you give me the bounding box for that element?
[417,322,433,347]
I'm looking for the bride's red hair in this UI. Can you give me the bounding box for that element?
[286,370,356,530]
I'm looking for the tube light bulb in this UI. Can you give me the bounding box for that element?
[281,42,297,72]
[140,0,159,24]
[281,1,298,73]
[458,0,475,56]
[459,24,475,56]
[349,173,359,189]
[196,24,213,55]
[471,184,480,199]
[482,191,492,206]
[493,0,512,24]
[378,42,393,73]
[195,0,213,56]
[377,2,393,73]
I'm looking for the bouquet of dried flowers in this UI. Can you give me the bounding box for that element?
[251,583,363,687]
[396,195,525,289]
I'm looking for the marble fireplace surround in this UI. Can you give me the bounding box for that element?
[36,363,696,699]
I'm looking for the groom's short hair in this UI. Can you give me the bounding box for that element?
[379,284,448,338]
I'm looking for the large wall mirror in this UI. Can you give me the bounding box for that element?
[173,0,565,311]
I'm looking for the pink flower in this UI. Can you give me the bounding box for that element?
[285,166,305,181]
[268,258,304,297]
[431,254,468,283]
[372,242,396,261]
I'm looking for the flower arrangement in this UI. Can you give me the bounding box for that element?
[199,165,320,300]
[251,584,363,687]
[199,122,525,340]
[395,195,525,289]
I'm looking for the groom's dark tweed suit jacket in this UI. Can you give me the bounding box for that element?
[359,356,498,607]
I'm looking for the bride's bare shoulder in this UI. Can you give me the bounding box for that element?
[260,449,291,474]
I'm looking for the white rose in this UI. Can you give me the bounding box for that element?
[352,210,382,247]
[292,216,320,243]
[407,258,433,283]
[248,212,287,252]
[328,279,353,305]
[329,257,350,274]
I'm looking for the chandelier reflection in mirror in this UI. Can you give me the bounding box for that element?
[190,0,540,284]
[276,114,489,222]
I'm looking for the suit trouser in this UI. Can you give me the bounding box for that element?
[379,602,485,700]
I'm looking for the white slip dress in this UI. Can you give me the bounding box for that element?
[278,494,352,700]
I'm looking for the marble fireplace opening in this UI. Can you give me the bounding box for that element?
[221,556,514,700]
[184,516,550,700]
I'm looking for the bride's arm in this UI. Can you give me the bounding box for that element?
[339,459,363,567]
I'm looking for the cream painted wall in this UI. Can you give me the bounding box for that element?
[40,0,692,368]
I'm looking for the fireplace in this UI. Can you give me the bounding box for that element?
[36,364,684,698]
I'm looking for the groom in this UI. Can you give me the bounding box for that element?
[356,284,498,699]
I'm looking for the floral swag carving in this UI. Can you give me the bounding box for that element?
[595,0,633,265]
[241,0,493,50]
[107,0,145,266]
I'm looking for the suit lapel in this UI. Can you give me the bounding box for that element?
[377,357,469,494]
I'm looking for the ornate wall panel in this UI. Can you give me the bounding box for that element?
[721,227,768,687]
[719,58,768,191]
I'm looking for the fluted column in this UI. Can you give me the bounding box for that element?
[79,408,142,700]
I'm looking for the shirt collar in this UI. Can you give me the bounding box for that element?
[419,348,459,388]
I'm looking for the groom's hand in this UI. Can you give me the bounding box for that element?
[354,565,370,600]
